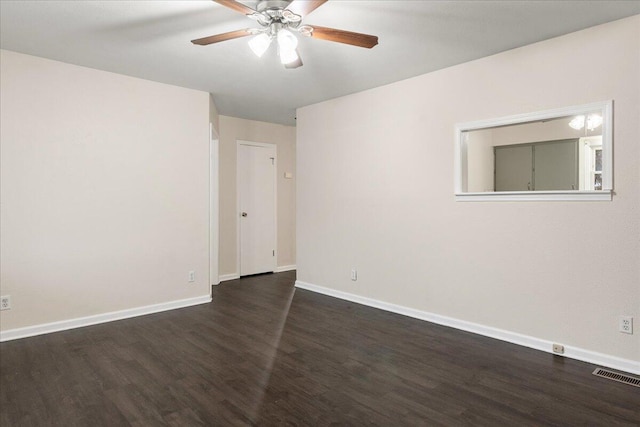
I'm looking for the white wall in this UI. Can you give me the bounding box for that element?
[296,17,639,366]
[0,50,212,333]
[218,115,296,277]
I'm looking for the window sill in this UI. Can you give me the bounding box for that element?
[455,190,612,202]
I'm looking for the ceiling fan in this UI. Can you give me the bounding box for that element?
[191,0,379,69]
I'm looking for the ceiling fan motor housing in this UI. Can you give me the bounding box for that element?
[254,0,302,29]
[256,0,292,13]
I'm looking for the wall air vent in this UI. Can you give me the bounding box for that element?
[592,368,640,388]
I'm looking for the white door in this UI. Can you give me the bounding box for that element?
[238,142,276,276]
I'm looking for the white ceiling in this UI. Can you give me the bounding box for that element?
[2,1,639,126]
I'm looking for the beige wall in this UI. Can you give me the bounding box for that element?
[296,17,639,363]
[218,115,296,276]
[0,50,211,331]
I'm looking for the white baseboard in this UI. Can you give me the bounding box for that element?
[219,267,294,281]
[0,295,212,342]
[295,280,640,376]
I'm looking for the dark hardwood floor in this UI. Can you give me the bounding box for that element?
[1,271,638,426]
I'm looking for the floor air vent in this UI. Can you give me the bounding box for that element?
[592,368,640,388]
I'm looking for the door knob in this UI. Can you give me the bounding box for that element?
[241,212,248,217]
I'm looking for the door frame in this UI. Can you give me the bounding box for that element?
[236,140,278,277]
[210,124,220,288]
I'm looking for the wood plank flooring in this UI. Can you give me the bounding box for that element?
[1,271,639,426]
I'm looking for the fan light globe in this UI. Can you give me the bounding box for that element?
[248,33,271,57]
[277,29,298,51]
[277,29,299,64]
[279,48,299,65]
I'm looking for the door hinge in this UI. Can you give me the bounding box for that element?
[269,157,275,165]
[272,250,275,256]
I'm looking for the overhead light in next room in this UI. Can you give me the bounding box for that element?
[569,114,603,131]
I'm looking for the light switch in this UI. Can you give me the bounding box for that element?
[284,172,293,179]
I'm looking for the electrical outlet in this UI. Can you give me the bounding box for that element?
[188,271,195,283]
[0,295,11,311]
[619,316,633,334]
[350,269,357,281]
[552,343,564,354]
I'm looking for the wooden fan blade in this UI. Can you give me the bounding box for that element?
[286,0,327,17]
[285,50,303,69]
[191,29,252,45]
[309,25,378,48]
[212,0,256,16]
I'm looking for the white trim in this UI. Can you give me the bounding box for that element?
[580,136,603,191]
[295,280,640,376]
[220,269,292,280]
[457,101,612,132]
[210,124,220,286]
[454,100,614,202]
[236,140,278,276]
[0,295,212,342]
[455,190,612,202]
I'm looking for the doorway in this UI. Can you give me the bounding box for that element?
[237,141,277,276]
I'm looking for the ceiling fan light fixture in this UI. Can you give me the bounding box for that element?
[277,28,299,64]
[277,29,298,51]
[279,45,299,65]
[248,33,272,57]
[193,0,378,69]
